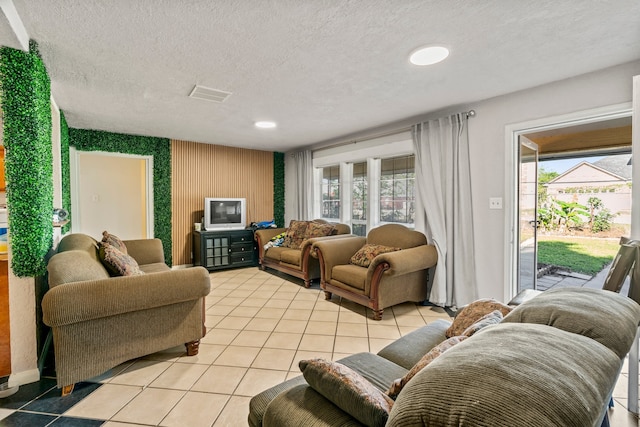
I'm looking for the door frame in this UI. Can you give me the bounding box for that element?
[70,148,155,238]
[503,102,633,301]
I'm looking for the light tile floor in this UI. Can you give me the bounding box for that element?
[1,266,638,426]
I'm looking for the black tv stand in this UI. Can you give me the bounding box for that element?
[193,229,257,271]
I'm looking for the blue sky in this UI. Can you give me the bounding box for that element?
[540,156,604,174]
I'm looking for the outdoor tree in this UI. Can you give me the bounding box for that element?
[586,197,603,227]
[587,196,615,233]
[538,167,559,205]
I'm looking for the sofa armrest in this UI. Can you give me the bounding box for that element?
[43,266,211,327]
[255,228,287,259]
[123,238,165,265]
[302,234,356,258]
[368,244,437,278]
[314,237,366,281]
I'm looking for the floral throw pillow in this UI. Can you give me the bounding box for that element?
[350,243,401,268]
[282,220,309,249]
[445,298,513,338]
[300,358,394,427]
[387,335,467,399]
[99,242,144,276]
[102,230,127,254]
[305,222,335,239]
[461,310,503,337]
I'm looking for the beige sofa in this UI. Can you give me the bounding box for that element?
[249,287,640,427]
[313,224,437,320]
[43,233,210,395]
[255,220,351,287]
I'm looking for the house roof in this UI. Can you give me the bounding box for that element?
[1,0,639,151]
[592,155,632,180]
[547,154,632,185]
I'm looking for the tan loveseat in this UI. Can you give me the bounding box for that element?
[255,219,351,287]
[314,224,437,320]
[43,233,211,395]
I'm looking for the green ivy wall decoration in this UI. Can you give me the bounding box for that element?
[60,112,71,235]
[273,152,285,227]
[68,129,172,265]
[0,42,53,277]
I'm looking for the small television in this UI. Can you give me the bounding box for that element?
[203,197,247,231]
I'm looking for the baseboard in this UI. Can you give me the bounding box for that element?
[8,368,40,388]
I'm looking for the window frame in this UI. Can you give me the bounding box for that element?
[312,132,414,230]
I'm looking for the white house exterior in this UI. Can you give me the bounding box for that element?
[546,154,632,224]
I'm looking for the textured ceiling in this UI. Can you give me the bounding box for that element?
[2,0,640,152]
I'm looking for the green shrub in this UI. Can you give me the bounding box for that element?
[592,209,615,233]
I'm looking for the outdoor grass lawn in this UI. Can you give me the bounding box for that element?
[537,236,619,276]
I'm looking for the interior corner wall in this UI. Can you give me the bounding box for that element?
[466,59,640,301]
[171,140,274,266]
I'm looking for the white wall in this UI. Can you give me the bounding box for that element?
[286,59,640,303]
[460,60,639,301]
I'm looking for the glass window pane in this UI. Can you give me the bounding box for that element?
[379,155,415,225]
[352,162,367,222]
[321,165,340,219]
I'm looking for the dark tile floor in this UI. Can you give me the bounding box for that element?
[0,378,105,426]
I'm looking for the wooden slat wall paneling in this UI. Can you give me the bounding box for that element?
[171,140,274,266]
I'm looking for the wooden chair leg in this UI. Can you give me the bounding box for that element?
[304,279,311,288]
[372,309,384,321]
[185,340,200,356]
[61,384,74,396]
[324,291,332,300]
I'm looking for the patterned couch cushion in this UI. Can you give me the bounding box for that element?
[282,220,309,249]
[462,310,504,337]
[387,335,467,399]
[350,243,401,268]
[446,298,512,338]
[101,230,128,254]
[299,358,394,427]
[99,243,144,276]
[306,222,335,239]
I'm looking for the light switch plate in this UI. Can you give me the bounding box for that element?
[489,197,502,209]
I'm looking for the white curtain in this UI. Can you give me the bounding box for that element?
[290,150,313,220]
[412,113,477,308]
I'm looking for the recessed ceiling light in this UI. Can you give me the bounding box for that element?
[409,46,449,66]
[255,121,277,129]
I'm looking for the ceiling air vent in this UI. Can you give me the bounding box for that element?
[189,85,232,103]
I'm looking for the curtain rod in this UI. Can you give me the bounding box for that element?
[313,109,476,153]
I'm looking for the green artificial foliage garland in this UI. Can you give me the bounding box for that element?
[68,129,172,265]
[273,152,285,227]
[0,42,53,277]
[59,112,71,234]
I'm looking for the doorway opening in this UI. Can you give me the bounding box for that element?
[533,149,631,292]
[505,104,633,300]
